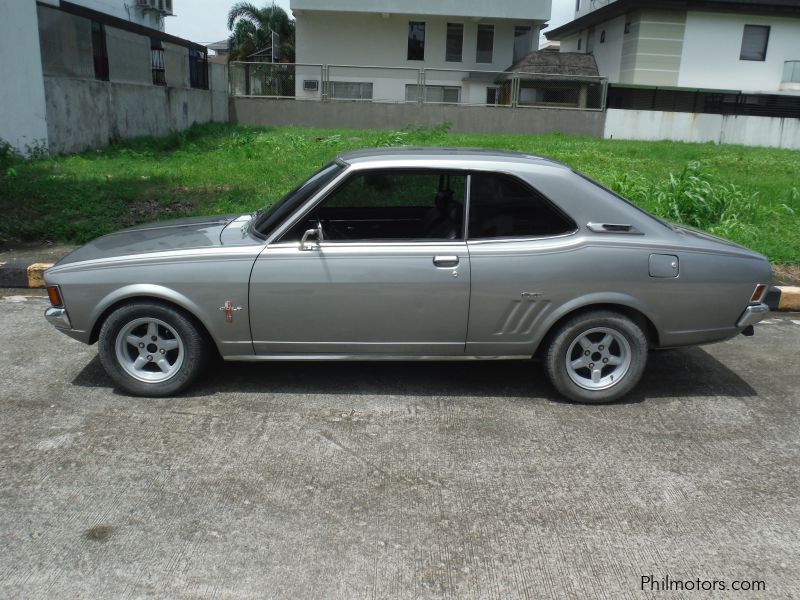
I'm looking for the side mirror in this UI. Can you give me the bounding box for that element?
[300,228,321,250]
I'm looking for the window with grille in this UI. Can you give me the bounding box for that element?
[331,82,373,100]
[151,38,166,86]
[740,25,770,61]
[91,21,109,81]
[446,23,463,62]
[407,21,426,61]
[405,85,461,104]
[476,24,494,63]
[189,49,208,89]
[514,26,532,63]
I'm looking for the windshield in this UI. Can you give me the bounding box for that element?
[252,161,345,238]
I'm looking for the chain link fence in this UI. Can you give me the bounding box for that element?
[229,62,607,111]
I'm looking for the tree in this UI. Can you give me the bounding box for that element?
[227,2,295,62]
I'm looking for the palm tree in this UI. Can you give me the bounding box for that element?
[227,2,295,62]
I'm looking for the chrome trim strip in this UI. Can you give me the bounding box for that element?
[224,354,531,362]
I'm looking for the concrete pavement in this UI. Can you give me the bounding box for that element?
[1,295,798,598]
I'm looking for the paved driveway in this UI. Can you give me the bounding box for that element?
[1,294,798,599]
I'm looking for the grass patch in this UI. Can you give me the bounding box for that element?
[1,122,798,263]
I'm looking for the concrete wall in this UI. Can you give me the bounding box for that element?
[44,74,228,154]
[35,4,228,155]
[0,0,49,153]
[679,12,800,93]
[231,97,605,137]
[604,108,800,149]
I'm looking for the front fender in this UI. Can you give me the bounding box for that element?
[89,284,219,350]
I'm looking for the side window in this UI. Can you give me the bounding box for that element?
[283,170,466,242]
[468,174,576,239]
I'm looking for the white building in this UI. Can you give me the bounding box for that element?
[0,0,225,156]
[546,0,800,94]
[290,0,552,104]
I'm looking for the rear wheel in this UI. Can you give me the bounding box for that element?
[544,310,648,404]
[98,302,208,397]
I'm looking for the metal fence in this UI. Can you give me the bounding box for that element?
[229,62,607,111]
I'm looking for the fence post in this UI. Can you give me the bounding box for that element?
[322,65,329,102]
[601,78,608,111]
[511,74,520,108]
[245,63,251,96]
[418,69,425,104]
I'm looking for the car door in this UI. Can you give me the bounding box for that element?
[464,171,581,356]
[249,168,470,355]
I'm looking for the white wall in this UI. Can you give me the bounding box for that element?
[295,11,539,101]
[679,12,800,93]
[65,0,165,30]
[292,0,550,21]
[0,0,49,153]
[604,108,800,149]
[587,14,625,82]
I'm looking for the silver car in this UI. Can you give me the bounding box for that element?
[44,148,771,403]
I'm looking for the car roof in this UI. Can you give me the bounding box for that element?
[337,147,569,170]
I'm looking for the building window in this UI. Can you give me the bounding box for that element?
[446,23,464,62]
[514,26,532,63]
[405,85,460,104]
[407,21,425,61]
[486,87,500,105]
[331,81,373,100]
[151,38,166,86]
[624,22,631,34]
[740,25,770,61]
[577,37,582,51]
[189,49,208,89]
[91,21,109,81]
[476,24,495,63]
[600,30,606,43]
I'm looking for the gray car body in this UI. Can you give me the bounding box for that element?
[44,148,771,360]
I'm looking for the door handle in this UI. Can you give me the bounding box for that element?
[433,255,459,268]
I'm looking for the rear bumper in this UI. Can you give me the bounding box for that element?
[736,303,769,328]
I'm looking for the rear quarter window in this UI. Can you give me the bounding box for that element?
[468,173,577,239]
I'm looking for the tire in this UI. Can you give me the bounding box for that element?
[98,301,208,397]
[543,310,648,404]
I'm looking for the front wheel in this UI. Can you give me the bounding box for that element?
[98,301,208,397]
[543,310,648,404]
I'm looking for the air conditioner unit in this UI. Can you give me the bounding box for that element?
[137,0,173,16]
[303,80,319,91]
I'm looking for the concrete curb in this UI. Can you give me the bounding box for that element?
[766,285,800,312]
[1,261,798,311]
[0,262,53,289]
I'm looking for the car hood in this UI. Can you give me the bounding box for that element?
[56,215,246,266]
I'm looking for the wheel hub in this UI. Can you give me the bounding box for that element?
[115,318,184,383]
[565,326,631,391]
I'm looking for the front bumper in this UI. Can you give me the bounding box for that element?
[45,307,72,330]
[736,303,769,328]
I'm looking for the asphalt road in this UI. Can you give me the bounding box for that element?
[1,294,798,599]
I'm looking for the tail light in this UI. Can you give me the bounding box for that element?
[46,285,64,308]
[749,284,768,304]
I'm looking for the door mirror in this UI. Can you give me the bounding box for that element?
[300,228,321,250]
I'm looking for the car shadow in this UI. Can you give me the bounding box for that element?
[71,346,757,403]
